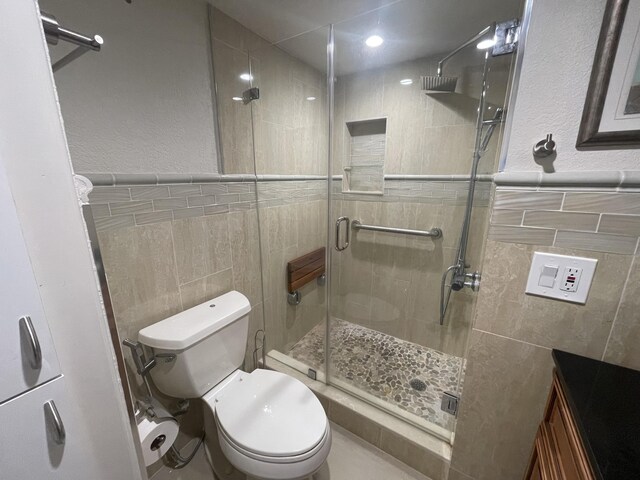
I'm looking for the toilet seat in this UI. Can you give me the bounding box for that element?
[217,419,331,464]
[203,369,331,480]
[214,369,328,458]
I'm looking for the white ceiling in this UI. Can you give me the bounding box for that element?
[211,0,523,75]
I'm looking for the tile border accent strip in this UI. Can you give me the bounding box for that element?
[489,186,640,255]
[79,172,494,187]
[495,170,640,189]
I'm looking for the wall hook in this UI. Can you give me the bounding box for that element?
[533,134,556,157]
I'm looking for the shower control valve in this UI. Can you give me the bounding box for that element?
[463,271,481,291]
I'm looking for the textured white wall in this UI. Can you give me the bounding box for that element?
[41,0,219,174]
[505,0,640,172]
[0,0,144,477]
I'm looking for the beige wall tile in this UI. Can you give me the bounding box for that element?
[563,192,640,214]
[171,215,232,285]
[378,428,449,479]
[90,203,111,218]
[554,230,637,255]
[474,240,631,357]
[494,190,563,210]
[135,211,173,225]
[228,210,263,307]
[488,225,555,245]
[95,215,135,232]
[97,223,182,398]
[131,185,169,200]
[109,200,153,215]
[211,38,255,175]
[153,197,188,211]
[329,401,382,447]
[604,257,640,371]
[523,210,599,231]
[490,208,523,226]
[450,330,553,480]
[598,213,640,236]
[447,468,475,480]
[179,268,233,310]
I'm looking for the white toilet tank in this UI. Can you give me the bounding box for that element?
[138,291,251,398]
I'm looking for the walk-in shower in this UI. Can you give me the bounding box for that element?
[227,1,524,441]
[320,12,520,439]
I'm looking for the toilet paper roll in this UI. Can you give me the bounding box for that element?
[137,415,179,466]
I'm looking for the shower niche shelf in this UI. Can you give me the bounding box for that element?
[343,117,387,195]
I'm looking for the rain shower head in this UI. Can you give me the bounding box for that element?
[421,75,458,94]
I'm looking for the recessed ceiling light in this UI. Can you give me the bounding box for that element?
[476,38,496,50]
[365,35,384,48]
[232,96,243,102]
[400,78,413,86]
[239,73,253,81]
[306,96,317,101]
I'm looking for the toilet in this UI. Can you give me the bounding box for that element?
[138,291,331,480]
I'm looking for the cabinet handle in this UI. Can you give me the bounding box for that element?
[44,400,66,445]
[19,315,42,370]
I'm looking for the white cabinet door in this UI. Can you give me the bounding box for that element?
[0,164,60,403]
[0,376,91,479]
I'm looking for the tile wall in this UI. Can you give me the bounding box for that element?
[329,44,511,358]
[449,182,640,480]
[88,179,327,398]
[208,7,514,365]
[210,9,328,176]
[333,51,512,178]
[331,180,491,358]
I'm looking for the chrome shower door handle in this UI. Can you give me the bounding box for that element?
[335,216,350,251]
[19,315,42,370]
[44,400,66,445]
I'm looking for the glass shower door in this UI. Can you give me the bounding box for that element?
[243,23,332,379]
[325,2,518,439]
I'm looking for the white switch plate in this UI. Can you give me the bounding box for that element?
[526,252,597,304]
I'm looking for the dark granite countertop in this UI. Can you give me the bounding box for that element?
[552,350,640,480]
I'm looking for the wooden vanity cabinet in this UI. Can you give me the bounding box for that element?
[524,373,595,480]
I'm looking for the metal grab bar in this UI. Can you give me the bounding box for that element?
[351,220,442,239]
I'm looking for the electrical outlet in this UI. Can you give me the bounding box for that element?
[526,253,597,304]
[560,267,582,292]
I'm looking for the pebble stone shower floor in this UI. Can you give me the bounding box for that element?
[288,318,465,431]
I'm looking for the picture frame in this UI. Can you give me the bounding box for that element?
[577,0,640,149]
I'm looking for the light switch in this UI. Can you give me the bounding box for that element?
[538,264,558,288]
[526,252,597,304]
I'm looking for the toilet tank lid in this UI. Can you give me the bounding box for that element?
[138,291,251,350]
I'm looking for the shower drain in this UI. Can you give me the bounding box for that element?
[409,379,427,392]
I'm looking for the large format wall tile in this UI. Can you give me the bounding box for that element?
[228,209,264,306]
[98,223,183,397]
[450,330,553,480]
[179,268,233,310]
[171,215,232,285]
[604,257,640,371]
[98,223,182,331]
[474,240,631,358]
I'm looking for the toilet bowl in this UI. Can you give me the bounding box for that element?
[138,291,331,480]
[204,369,330,480]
